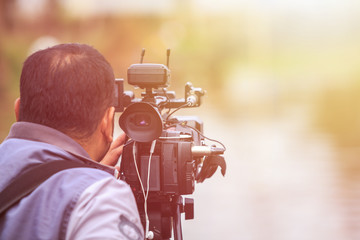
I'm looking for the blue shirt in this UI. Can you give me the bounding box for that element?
[0,122,143,240]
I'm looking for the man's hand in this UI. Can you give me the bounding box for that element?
[100,132,127,169]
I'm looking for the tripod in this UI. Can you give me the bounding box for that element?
[141,195,194,240]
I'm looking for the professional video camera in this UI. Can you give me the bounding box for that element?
[114,49,226,240]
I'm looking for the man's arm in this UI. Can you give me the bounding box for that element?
[65,176,144,240]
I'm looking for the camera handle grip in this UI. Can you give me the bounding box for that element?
[196,155,226,183]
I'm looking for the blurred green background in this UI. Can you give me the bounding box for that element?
[2,0,360,239]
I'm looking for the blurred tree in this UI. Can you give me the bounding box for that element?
[315,82,360,178]
[0,0,16,31]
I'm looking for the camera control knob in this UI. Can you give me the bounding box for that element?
[184,198,194,220]
[186,95,198,107]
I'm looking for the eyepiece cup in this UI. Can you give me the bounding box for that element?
[119,102,163,142]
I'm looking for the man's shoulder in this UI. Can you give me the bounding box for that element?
[53,166,113,182]
[0,158,121,240]
[0,129,116,183]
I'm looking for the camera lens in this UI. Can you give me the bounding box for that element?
[133,114,151,127]
[119,102,163,142]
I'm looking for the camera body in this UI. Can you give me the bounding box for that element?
[120,116,203,195]
[115,52,225,239]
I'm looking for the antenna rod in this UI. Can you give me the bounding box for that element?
[140,48,145,63]
[166,49,171,68]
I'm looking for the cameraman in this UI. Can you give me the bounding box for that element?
[0,43,144,240]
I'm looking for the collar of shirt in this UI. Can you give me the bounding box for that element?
[6,122,117,176]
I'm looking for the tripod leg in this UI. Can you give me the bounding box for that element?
[173,196,183,240]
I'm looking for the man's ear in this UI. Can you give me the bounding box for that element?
[14,98,20,122]
[100,107,115,143]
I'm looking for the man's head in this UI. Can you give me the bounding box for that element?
[17,43,116,160]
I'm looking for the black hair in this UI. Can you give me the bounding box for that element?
[19,43,115,139]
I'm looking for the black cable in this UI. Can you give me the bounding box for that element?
[165,121,226,151]
[186,124,226,151]
[157,88,171,112]
[165,102,191,122]
[124,139,134,148]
